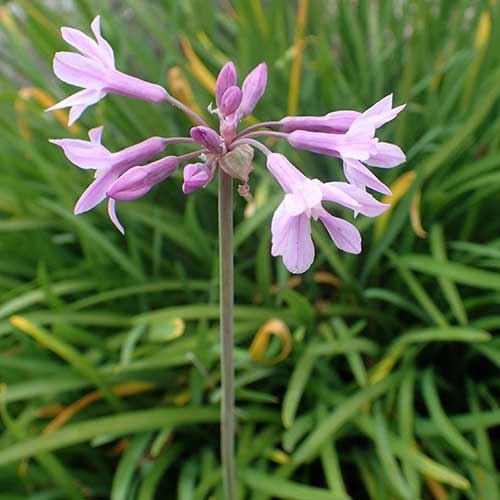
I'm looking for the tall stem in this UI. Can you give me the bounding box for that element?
[218,170,236,499]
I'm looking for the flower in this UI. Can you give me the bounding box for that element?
[50,126,168,218]
[237,63,267,120]
[285,95,406,195]
[182,162,212,194]
[107,156,180,202]
[48,20,406,272]
[190,126,223,154]
[215,62,238,108]
[267,153,388,273]
[46,16,168,125]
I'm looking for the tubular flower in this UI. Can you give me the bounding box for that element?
[50,127,170,218]
[267,154,388,272]
[49,15,406,273]
[46,16,168,125]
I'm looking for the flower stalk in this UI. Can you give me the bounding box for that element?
[218,170,236,500]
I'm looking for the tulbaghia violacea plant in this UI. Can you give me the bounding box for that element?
[48,16,405,498]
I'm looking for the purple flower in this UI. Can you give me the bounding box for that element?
[50,126,168,216]
[182,162,212,194]
[287,123,379,162]
[105,155,181,232]
[46,16,168,125]
[190,126,223,154]
[219,86,242,118]
[284,95,406,195]
[47,26,406,272]
[267,153,388,273]
[237,63,267,120]
[215,62,238,108]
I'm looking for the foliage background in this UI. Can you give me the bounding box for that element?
[1,0,500,498]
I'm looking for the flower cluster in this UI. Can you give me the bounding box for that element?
[49,16,405,273]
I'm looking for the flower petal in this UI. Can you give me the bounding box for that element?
[284,179,323,216]
[282,213,315,274]
[343,159,392,196]
[61,27,102,61]
[319,212,361,254]
[238,62,267,119]
[107,198,124,235]
[271,200,294,256]
[182,162,211,193]
[271,202,315,273]
[53,51,106,88]
[354,94,406,129]
[50,138,111,169]
[323,182,390,217]
[215,61,238,107]
[366,142,406,168]
[90,15,115,67]
[46,88,106,112]
[74,168,120,214]
[88,126,104,144]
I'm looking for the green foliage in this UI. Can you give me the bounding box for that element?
[1,0,500,498]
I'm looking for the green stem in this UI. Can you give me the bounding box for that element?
[218,169,236,499]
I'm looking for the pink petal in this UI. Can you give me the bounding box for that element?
[271,202,315,273]
[319,212,361,254]
[366,142,406,168]
[68,105,87,127]
[50,138,111,169]
[61,27,102,61]
[353,95,406,130]
[343,159,392,196]
[90,16,115,67]
[271,201,295,256]
[215,61,238,107]
[53,51,106,88]
[74,168,119,214]
[282,213,315,274]
[88,126,104,144]
[238,62,267,119]
[46,88,106,112]
[323,182,389,217]
[182,162,211,194]
[284,179,323,216]
[320,181,362,209]
[107,198,124,235]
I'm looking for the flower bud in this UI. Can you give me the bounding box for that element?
[219,86,242,117]
[190,126,223,154]
[182,162,211,194]
[107,156,179,201]
[238,62,267,119]
[215,61,237,107]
